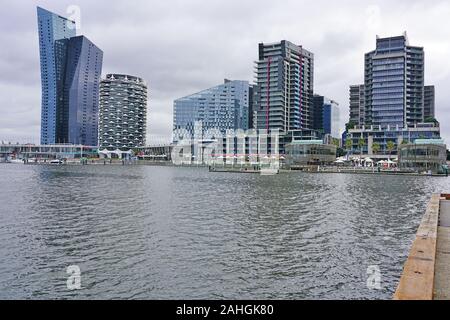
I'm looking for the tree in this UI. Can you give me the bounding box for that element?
[401,139,409,145]
[358,137,365,157]
[372,142,380,155]
[424,116,439,125]
[345,120,357,131]
[332,138,340,148]
[345,138,353,153]
[386,141,396,160]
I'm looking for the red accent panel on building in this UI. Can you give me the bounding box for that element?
[266,57,271,130]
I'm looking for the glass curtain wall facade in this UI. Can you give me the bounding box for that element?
[55,36,103,146]
[37,6,76,144]
[99,74,148,150]
[173,79,250,137]
[364,33,424,128]
[254,40,314,132]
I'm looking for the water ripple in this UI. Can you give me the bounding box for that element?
[1,164,449,299]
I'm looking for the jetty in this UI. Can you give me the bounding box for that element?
[394,193,450,300]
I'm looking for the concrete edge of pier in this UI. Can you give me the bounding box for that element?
[394,193,450,300]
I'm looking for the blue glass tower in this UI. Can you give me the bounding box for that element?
[173,80,250,137]
[37,7,103,146]
[37,7,76,144]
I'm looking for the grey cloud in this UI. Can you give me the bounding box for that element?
[1,0,450,143]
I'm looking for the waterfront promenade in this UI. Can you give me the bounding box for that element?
[394,194,450,300]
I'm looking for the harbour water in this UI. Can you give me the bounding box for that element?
[1,163,449,299]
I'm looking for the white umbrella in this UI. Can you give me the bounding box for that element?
[364,157,373,162]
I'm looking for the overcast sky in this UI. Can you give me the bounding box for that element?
[1,0,450,144]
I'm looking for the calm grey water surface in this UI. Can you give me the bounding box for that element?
[1,163,449,299]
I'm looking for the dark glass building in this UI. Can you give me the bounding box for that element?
[313,95,340,138]
[57,36,103,146]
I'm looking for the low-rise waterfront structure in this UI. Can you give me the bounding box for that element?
[285,140,336,166]
[346,123,441,157]
[0,143,98,161]
[398,139,447,173]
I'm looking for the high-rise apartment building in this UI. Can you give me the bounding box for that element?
[313,95,340,138]
[173,79,250,137]
[424,85,435,119]
[346,33,440,155]
[37,7,103,146]
[349,85,365,126]
[253,40,314,132]
[37,7,76,144]
[364,33,424,128]
[99,74,148,150]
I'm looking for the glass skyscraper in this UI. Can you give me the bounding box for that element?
[173,79,250,137]
[37,7,103,146]
[37,7,76,144]
[57,36,103,146]
[364,33,424,128]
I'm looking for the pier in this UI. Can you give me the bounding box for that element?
[394,193,450,300]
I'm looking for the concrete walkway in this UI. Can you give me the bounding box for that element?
[434,199,450,300]
[394,194,450,300]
